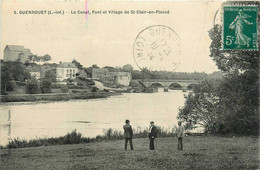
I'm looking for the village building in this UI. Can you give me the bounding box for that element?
[4,45,32,63]
[56,62,78,81]
[110,72,132,86]
[92,68,110,80]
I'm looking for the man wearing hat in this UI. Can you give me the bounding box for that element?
[123,119,134,151]
[176,121,185,151]
[148,121,157,150]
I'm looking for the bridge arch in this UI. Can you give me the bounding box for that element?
[168,82,183,90]
[149,82,164,88]
[187,83,198,90]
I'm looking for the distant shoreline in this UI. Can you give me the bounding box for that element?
[0,92,121,103]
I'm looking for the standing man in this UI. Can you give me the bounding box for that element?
[176,121,185,151]
[148,121,157,150]
[123,119,134,151]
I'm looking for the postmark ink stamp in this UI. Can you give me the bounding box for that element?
[133,25,181,71]
[223,5,258,50]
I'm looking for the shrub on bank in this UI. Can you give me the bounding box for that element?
[60,85,69,93]
[40,79,52,93]
[67,85,85,89]
[5,130,91,149]
[26,77,40,94]
[2,127,178,149]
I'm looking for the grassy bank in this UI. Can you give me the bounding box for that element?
[2,128,179,149]
[0,92,120,103]
[1,136,258,169]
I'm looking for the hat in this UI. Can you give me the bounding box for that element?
[125,119,130,123]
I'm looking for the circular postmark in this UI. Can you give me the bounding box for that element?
[133,25,181,71]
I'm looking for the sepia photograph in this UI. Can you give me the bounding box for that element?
[0,0,259,169]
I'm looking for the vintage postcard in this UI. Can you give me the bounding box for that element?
[0,0,259,169]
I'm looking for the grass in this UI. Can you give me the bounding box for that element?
[2,127,178,149]
[0,136,258,170]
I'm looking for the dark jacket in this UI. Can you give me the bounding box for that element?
[149,126,157,138]
[123,124,133,138]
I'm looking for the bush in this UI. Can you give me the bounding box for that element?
[63,130,83,144]
[91,87,99,92]
[26,78,40,94]
[5,130,91,148]
[67,78,74,83]
[6,80,16,91]
[51,84,63,88]
[77,82,84,86]
[16,81,26,86]
[67,85,85,89]
[40,79,52,93]
[2,127,178,149]
[129,80,141,88]
[60,85,69,93]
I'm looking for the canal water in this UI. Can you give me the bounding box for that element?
[0,89,188,146]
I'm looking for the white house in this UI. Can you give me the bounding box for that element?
[56,62,78,81]
[110,72,132,86]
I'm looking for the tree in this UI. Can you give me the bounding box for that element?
[122,64,133,72]
[103,66,119,72]
[179,1,259,135]
[84,67,92,78]
[72,59,83,69]
[92,64,99,68]
[131,70,142,79]
[28,55,40,63]
[43,70,56,83]
[10,62,31,82]
[39,70,56,93]
[1,61,30,94]
[178,80,221,134]
[42,54,52,62]
[26,77,40,94]
[208,17,259,134]
[1,62,13,94]
[40,79,52,93]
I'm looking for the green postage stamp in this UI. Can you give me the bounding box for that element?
[223,5,258,50]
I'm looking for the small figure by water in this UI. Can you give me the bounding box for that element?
[123,119,134,151]
[176,121,185,151]
[148,121,157,150]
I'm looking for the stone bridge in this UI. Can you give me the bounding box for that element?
[140,79,199,92]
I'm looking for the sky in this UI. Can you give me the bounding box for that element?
[1,1,223,73]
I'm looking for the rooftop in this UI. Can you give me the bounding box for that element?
[57,62,77,68]
[5,45,31,52]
